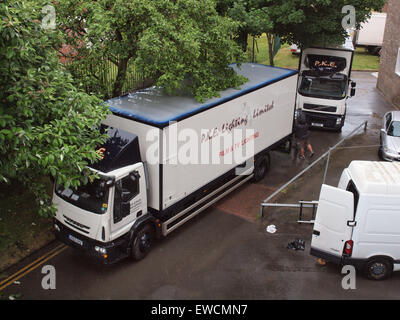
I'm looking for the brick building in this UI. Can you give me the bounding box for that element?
[377,0,400,108]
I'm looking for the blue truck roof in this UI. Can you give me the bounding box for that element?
[105,63,297,127]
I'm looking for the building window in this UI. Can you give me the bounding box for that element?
[396,48,400,77]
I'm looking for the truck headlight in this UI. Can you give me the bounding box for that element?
[54,224,60,232]
[94,246,107,254]
[336,118,342,125]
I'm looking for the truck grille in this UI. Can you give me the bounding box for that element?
[303,103,337,113]
[63,215,90,234]
[304,113,338,128]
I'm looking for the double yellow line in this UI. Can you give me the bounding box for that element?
[0,243,68,291]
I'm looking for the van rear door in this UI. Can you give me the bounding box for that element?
[311,184,354,263]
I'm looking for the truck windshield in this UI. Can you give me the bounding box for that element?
[298,74,348,100]
[55,178,110,215]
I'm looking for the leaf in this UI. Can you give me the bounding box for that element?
[49,167,56,177]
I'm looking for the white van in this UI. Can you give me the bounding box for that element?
[311,161,400,280]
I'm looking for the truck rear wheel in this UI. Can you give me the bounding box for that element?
[253,154,270,182]
[131,224,154,261]
[364,257,393,280]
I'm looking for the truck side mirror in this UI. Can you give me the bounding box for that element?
[304,56,309,68]
[120,189,132,218]
[130,171,140,179]
[350,81,356,97]
[121,190,133,202]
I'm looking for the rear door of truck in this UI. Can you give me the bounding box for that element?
[311,184,354,262]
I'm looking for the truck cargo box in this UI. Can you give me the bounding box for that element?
[104,63,297,216]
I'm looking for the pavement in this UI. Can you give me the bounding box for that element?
[1,71,400,300]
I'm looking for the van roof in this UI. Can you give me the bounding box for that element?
[105,63,296,127]
[348,161,400,195]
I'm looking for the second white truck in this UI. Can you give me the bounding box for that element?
[353,12,387,55]
[296,37,356,131]
[52,63,298,263]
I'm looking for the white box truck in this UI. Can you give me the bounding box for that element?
[311,161,400,280]
[53,63,298,263]
[354,12,387,55]
[296,36,356,131]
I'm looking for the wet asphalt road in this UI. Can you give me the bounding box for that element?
[1,72,400,300]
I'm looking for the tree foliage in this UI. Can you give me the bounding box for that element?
[56,0,246,102]
[217,0,273,52]
[218,0,386,54]
[0,0,110,215]
[268,0,386,48]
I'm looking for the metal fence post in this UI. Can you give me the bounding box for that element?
[322,147,332,185]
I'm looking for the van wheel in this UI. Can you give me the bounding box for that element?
[364,257,393,280]
[253,154,269,182]
[131,224,154,261]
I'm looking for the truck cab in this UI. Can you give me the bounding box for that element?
[53,125,156,263]
[311,161,400,280]
[296,38,356,131]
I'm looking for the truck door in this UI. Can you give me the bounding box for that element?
[111,167,146,234]
[311,184,354,259]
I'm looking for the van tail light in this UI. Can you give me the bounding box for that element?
[343,240,354,256]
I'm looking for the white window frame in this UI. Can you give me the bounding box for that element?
[396,47,400,77]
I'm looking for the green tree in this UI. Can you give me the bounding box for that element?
[217,0,272,52]
[268,0,387,49]
[56,0,246,102]
[217,0,277,65]
[0,0,110,215]
[218,0,385,65]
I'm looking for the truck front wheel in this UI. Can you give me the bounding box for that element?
[131,224,154,261]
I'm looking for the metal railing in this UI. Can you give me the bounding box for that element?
[260,120,368,218]
[262,200,318,224]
